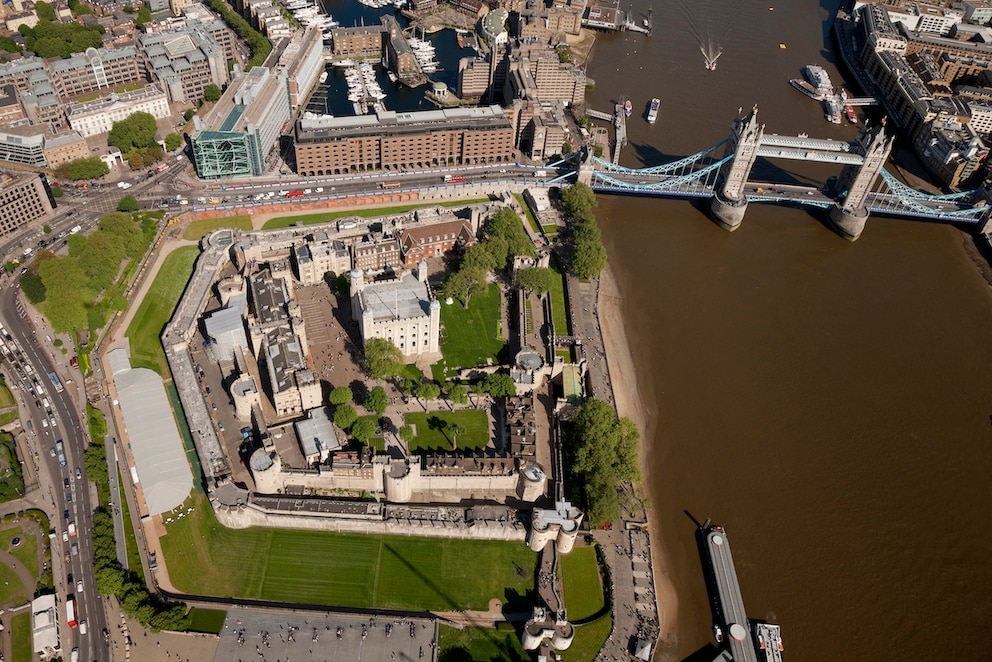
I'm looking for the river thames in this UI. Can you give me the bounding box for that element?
[584,0,992,660]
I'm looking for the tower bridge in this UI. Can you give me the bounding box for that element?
[564,105,992,241]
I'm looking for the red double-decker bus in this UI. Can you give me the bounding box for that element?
[287,190,305,198]
[66,595,78,629]
[443,175,464,183]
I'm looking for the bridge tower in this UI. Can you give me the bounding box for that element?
[577,146,594,187]
[828,120,894,241]
[709,105,764,231]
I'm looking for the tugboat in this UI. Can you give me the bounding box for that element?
[624,99,632,117]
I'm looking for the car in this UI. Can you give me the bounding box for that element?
[77,579,83,593]
[64,550,70,563]
[211,403,217,411]
[62,531,68,542]
[70,647,79,662]
[75,467,81,479]
[41,419,48,428]
[65,492,71,502]
[78,620,87,634]
[50,417,57,427]
[67,573,73,584]
[205,387,211,395]
[70,543,78,556]
[64,478,69,488]
[63,509,69,521]
[218,422,224,431]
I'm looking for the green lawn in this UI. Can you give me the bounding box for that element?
[513,193,541,234]
[560,613,612,662]
[0,411,17,427]
[404,410,489,452]
[437,283,505,377]
[182,215,252,241]
[160,494,536,611]
[125,245,200,376]
[0,381,13,408]
[439,624,530,662]
[0,562,26,605]
[10,533,37,579]
[262,199,489,230]
[548,257,570,336]
[187,607,227,634]
[10,612,30,662]
[561,546,605,621]
[0,435,24,503]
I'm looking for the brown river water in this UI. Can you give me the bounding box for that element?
[583,0,992,659]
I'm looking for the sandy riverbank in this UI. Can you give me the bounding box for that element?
[598,265,679,646]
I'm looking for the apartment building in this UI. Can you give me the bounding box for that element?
[294,106,515,176]
[140,26,228,104]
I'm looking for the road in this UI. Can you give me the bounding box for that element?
[0,284,109,661]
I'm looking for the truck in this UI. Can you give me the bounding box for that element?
[68,225,81,235]
[68,522,76,537]
[55,440,66,467]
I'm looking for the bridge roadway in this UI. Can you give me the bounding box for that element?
[700,525,759,662]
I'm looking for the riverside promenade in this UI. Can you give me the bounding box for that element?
[563,264,666,660]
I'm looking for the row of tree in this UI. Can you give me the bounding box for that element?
[55,157,109,182]
[560,183,608,280]
[565,398,640,525]
[17,11,104,59]
[440,207,536,307]
[205,0,271,70]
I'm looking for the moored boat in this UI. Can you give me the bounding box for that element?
[647,97,660,123]
[624,100,632,117]
[789,78,825,101]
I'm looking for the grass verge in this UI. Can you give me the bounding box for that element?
[11,612,30,662]
[404,410,489,452]
[514,193,541,234]
[436,283,505,378]
[187,607,227,634]
[548,256,570,336]
[0,381,13,408]
[118,466,143,582]
[561,546,605,621]
[261,199,488,230]
[560,613,612,662]
[160,494,536,611]
[438,624,530,661]
[182,216,252,241]
[125,245,200,377]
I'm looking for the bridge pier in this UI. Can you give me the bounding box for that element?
[709,193,747,231]
[827,204,868,241]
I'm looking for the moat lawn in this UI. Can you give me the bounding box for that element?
[435,283,505,379]
[182,216,252,241]
[560,544,611,662]
[261,199,489,230]
[125,246,200,377]
[161,494,536,611]
[404,410,489,453]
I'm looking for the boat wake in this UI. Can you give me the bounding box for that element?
[681,0,731,71]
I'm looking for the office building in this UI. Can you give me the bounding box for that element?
[140,27,228,104]
[48,46,142,99]
[0,171,55,238]
[190,66,291,178]
[66,83,170,137]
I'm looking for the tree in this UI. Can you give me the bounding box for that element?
[351,417,377,446]
[203,83,222,102]
[42,224,52,234]
[481,372,516,398]
[56,157,108,181]
[117,195,138,212]
[562,142,573,155]
[449,423,465,451]
[442,266,486,308]
[364,337,402,380]
[98,213,145,257]
[135,5,151,26]
[398,425,414,444]
[329,385,353,406]
[568,398,642,525]
[416,381,440,402]
[38,257,91,332]
[19,272,45,303]
[165,132,182,152]
[447,383,468,405]
[127,151,144,170]
[183,108,196,122]
[571,224,607,279]
[51,185,62,197]
[516,267,556,296]
[108,111,158,153]
[560,182,597,218]
[485,207,535,260]
[366,385,388,416]
[35,2,57,22]
[333,404,357,430]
